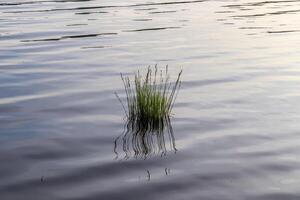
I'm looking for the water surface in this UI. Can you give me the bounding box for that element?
[1,0,300,199]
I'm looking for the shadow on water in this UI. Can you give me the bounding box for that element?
[123,27,180,32]
[20,32,117,42]
[0,0,95,6]
[114,117,177,160]
[214,0,300,35]
[3,0,205,13]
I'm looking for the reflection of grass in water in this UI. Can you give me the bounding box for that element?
[114,116,177,159]
[116,65,182,130]
[114,65,182,159]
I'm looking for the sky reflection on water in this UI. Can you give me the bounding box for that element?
[1,0,300,199]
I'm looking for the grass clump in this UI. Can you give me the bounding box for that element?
[116,65,182,130]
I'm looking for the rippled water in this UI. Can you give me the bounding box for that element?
[1,0,300,199]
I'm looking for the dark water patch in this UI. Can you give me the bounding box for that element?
[23,146,85,161]
[181,78,239,89]
[149,10,177,14]
[13,135,115,162]
[239,26,270,29]
[217,0,300,35]
[20,33,117,42]
[267,30,300,33]
[4,0,205,13]
[38,105,103,115]
[0,118,33,129]
[75,11,108,15]
[123,27,180,32]
[0,0,94,6]
[133,19,152,21]
[0,105,20,113]
[66,23,88,26]
[239,8,253,11]
[215,10,234,13]
[259,162,299,173]
[81,45,111,49]
[134,8,158,11]
[223,0,299,8]
[231,9,300,18]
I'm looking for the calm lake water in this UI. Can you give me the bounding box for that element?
[1,0,300,199]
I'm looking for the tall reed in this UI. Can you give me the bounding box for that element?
[116,65,182,130]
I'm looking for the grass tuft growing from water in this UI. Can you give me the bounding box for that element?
[116,65,182,131]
